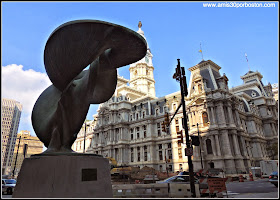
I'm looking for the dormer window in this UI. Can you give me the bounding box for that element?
[155,109,159,116]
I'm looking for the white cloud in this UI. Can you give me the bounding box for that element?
[2,64,52,135]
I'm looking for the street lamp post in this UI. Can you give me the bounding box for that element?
[83,121,91,153]
[173,59,196,197]
[12,135,22,178]
[8,137,39,178]
[84,122,87,153]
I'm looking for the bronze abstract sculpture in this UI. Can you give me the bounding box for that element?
[31,20,147,154]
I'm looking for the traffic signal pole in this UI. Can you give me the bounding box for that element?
[175,59,196,197]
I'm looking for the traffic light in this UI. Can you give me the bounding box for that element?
[177,130,183,143]
[191,135,200,146]
[182,75,188,95]
[161,122,166,132]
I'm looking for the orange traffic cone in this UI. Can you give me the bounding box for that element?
[239,175,244,182]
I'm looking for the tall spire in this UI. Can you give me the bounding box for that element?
[129,21,155,97]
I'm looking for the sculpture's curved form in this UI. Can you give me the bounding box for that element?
[31,20,147,154]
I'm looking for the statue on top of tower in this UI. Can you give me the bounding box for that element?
[138,21,142,28]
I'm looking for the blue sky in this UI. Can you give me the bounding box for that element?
[2,1,279,137]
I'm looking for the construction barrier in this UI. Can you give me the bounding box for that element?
[112,183,200,198]
[169,183,200,198]
[199,177,232,196]
[249,173,254,181]
[113,183,169,198]
[239,175,244,182]
[199,178,209,194]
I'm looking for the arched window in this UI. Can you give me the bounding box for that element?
[209,162,214,169]
[198,84,202,93]
[156,109,159,116]
[137,147,141,161]
[131,148,134,162]
[89,138,92,147]
[115,129,119,141]
[173,104,177,111]
[206,139,213,154]
[144,146,148,161]
[202,112,209,125]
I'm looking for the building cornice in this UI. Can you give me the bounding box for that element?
[230,81,260,93]
[131,95,157,104]
[188,60,221,72]
[240,71,263,80]
[129,76,156,84]
[129,63,154,70]
[117,75,129,83]
[117,85,147,96]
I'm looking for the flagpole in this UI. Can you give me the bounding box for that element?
[245,53,250,71]
[200,42,204,60]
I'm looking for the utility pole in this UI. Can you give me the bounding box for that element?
[173,59,196,197]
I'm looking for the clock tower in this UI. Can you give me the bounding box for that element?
[129,21,156,98]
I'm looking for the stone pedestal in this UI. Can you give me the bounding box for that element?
[13,154,113,198]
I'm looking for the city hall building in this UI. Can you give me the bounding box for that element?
[72,22,278,174]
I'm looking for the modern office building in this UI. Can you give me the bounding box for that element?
[1,98,23,175]
[72,22,278,174]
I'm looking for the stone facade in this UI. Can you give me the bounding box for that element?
[272,83,278,102]
[72,23,278,175]
[11,130,44,178]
